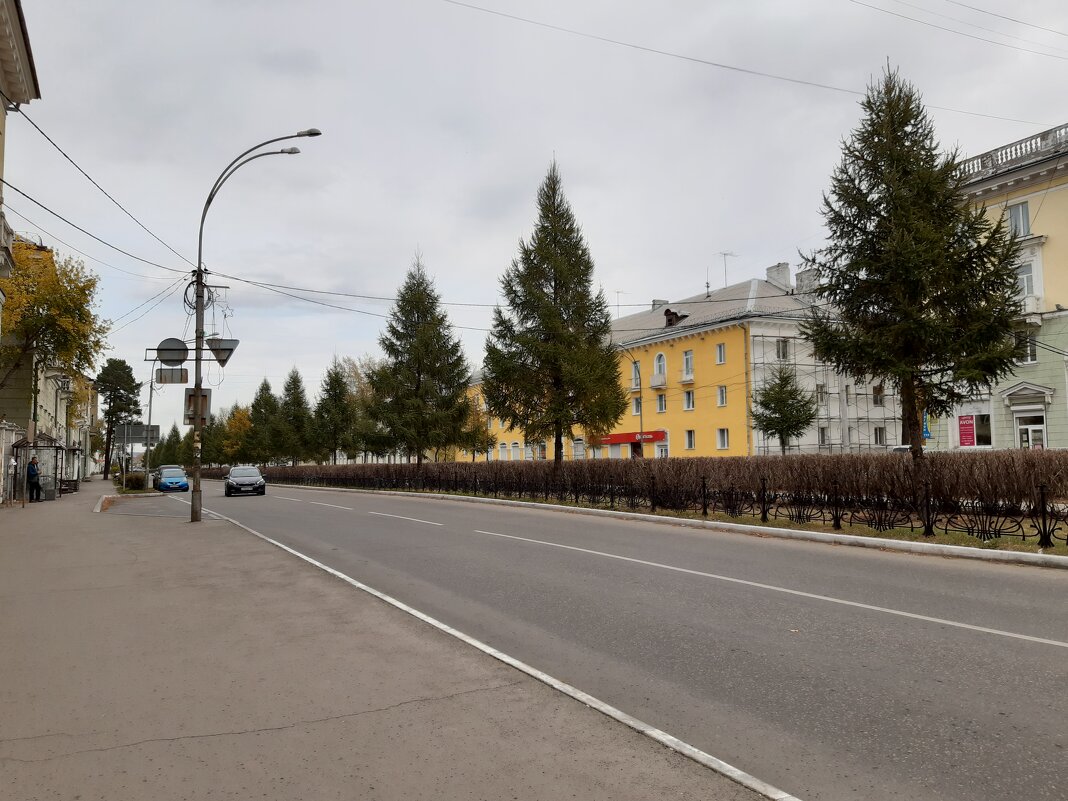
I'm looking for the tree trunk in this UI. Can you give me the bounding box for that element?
[554,424,563,467]
[899,378,926,460]
[779,435,787,456]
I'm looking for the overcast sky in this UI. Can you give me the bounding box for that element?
[8,0,1068,433]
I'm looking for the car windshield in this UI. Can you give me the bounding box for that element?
[160,469,185,478]
[230,467,261,478]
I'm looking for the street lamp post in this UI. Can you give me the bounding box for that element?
[619,344,644,458]
[190,128,321,522]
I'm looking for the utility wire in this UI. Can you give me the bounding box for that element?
[0,87,196,267]
[0,178,188,275]
[889,0,1068,52]
[849,0,1068,60]
[5,203,175,280]
[109,278,188,334]
[942,0,1068,39]
[441,0,1048,126]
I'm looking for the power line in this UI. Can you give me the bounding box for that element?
[109,277,188,335]
[0,87,196,267]
[849,0,1068,61]
[441,0,1049,126]
[942,0,1068,39]
[5,203,175,281]
[0,178,188,275]
[888,0,1068,53]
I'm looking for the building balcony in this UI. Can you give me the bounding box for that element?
[629,379,641,393]
[649,372,667,388]
[0,211,14,279]
[679,369,694,384]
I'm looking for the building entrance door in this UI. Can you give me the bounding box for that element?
[1016,414,1046,449]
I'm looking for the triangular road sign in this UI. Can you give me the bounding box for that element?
[205,337,239,367]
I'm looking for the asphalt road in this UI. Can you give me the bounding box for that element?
[171,482,1067,801]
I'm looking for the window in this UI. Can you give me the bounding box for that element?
[656,444,669,458]
[656,393,667,413]
[845,385,854,404]
[633,397,642,415]
[1008,202,1030,237]
[816,384,828,404]
[717,428,730,450]
[683,390,695,410]
[512,442,522,461]
[654,353,666,375]
[499,443,508,460]
[874,426,886,446]
[818,426,830,446]
[1016,331,1038,364]
[685,429,696,449]
[682,349,694,377]
[776,338,790,360]
[872,384,885,407]
[959,414,992,447]
[716,343,726,364]
[717,385,727,406]
[1017,263,1034,298]
[631,361,641,388]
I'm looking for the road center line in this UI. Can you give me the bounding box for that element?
[275,496,304,502]
[369,511,443,526]
[473,529,1068,649]
[309,501,353,510]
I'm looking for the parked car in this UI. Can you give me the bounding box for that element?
[224,466,266,497]
[157,468,189,492]
[152,464,183,489]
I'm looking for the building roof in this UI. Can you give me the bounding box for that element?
[961,124,1068,186]
[610,275,814,349]
[0,0,40,104]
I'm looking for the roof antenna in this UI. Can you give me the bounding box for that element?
[717,251,738,289]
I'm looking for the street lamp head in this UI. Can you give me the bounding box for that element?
[296,128,322,137]
[280,147,301,154]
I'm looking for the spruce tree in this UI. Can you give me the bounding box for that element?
[249,379,281,465]
[95,358,142,476]
[801,69,1022,459]
[277,368,313,466]
[367,257,471,465]
[751,364,817,455]
[313,360,358,464]
[483,162,626,465]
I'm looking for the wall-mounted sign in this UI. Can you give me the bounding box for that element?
[958,415,975,447]
[594,430,667,445]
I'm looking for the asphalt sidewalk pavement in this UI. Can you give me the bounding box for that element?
[0,486,769,801]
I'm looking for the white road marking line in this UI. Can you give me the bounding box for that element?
[275,496,304,502]
[204,510,802,801]
[309,501,353,510]
[368,511,443,526]
[473,529,1068,649]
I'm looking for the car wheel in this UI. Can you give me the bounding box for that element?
[258,488,266,495]
[224,489,231,497]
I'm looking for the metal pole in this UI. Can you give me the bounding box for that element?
[145,361,156,477]
[190,129,320,523]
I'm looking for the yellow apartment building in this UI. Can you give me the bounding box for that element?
[465,263,901,461]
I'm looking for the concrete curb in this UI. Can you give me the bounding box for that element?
[245,481,1068,570]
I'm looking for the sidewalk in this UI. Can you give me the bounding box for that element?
[0,488,767,801]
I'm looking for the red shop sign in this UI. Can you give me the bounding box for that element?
[594,430,667,445]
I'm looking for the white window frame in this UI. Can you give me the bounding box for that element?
[776,338,790,360]
[631,360,641,388]
[656,443,669,458]
[716,343,726,364]
[1016,331,1038,364]
[874,426,886,446]
[656,393,667,413]
[818,426,830,446]
[717,428,729,450]
[682,349,694,377]
[633,396,642,415]
[1008,202,1030,237]
[717,385,727,406]
[683,390,695,410]
[872,384,885,407]
[1017,263,1034,298]
[685,429,696,449]
[653,353,666,375]
[816,383,827,404]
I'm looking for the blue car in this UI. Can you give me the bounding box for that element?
[157,468,189,492]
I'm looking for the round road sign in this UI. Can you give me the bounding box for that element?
[156,337,189,366]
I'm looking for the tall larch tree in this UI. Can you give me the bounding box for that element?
[313,359,358,464]
[366,258,472,465]
[751,364,818,455]
[277,368,313,466]
[482,162,626,465]
[249,379,281,465]
[801,69,1023,460]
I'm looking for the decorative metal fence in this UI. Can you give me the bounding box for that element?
[204,451,1068,549]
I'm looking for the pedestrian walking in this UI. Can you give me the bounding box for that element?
[27,456,41,502]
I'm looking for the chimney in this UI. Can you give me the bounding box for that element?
[765,262,791,291]
[795,267,820,296]
[651,298,669,311]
